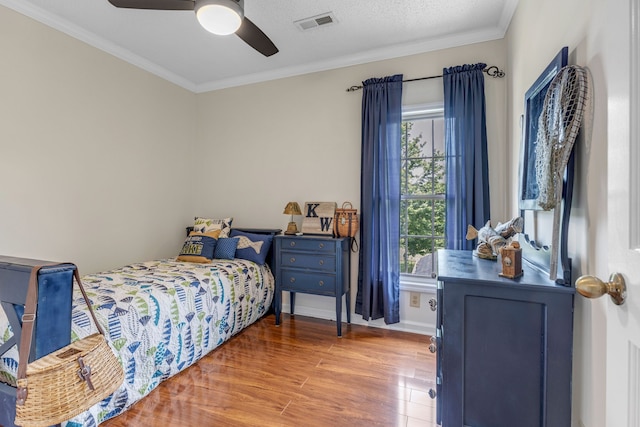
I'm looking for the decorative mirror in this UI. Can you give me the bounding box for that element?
[517,46,575,286]
[518,47,568,210]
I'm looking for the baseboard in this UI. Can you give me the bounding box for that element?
[281,304,436,336]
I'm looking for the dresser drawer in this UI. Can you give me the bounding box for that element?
[282,238,335,253]
[279,251,336,271]
[280,270,336,295]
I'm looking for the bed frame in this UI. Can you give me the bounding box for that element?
[0,227,280,427]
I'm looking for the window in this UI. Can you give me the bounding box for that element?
[400,104,446,282]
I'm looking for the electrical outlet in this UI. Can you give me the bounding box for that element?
[409,292,420,308]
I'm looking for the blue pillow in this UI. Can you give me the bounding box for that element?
[177,231,219,263]
[229,230,273,265]
[214,237,239,260]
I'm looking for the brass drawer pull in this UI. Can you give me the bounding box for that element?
[290,241,296,247]
[290,277,296,283]
[318,260,324,266]
[319,243,324,249]
[319,280,324,286]
[290,257,296,263]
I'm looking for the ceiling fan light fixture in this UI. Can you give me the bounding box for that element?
[196,0,244,36]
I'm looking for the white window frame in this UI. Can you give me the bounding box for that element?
[399,103,444,292]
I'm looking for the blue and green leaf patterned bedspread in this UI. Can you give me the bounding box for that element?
[0,258,274,426]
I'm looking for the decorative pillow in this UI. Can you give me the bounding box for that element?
[214,237,239,260]
[176,230,220,263]
[193,217,233,238]
[229,230,273,265]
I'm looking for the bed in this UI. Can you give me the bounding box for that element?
[0,226,279,427]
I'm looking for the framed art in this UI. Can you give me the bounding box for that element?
[518,46,568,210]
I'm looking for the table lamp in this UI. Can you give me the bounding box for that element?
[283,202,302,235]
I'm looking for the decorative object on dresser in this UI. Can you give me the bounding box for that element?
[499,241,523,279]
[282,202,302,235]
[333,201,360,252]
[534,64,590,280]
[273,235,351,336]
[465,216,523,260]
[333,202,359,238]
[300,202,336,236]
[434,249,574,427]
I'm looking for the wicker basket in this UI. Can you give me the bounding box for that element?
[334,202,359,238]
[15,333,124,427]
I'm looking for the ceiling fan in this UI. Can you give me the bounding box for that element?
[107,0,279,57]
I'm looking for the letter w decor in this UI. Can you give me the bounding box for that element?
[301,202,337,236]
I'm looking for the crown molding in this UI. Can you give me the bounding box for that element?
[195,26,507,93]
[2,0,515,94]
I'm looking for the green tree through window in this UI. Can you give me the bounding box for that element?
[400,112,446,277]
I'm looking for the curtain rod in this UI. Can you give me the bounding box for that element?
[345,65,505,92]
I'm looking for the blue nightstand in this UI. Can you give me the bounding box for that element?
[273,235,351,336]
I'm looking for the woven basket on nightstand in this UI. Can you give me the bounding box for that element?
[334,202,359,238]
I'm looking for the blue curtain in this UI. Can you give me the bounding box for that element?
[356,74,403,324]
[443,64,491,250]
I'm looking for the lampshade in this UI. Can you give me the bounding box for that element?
[196,0,244,36]
[283,202,302,216]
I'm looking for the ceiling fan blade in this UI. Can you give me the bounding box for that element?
[235,17,279,57]
[107,0,194,10]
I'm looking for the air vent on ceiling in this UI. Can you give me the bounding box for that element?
[294,12,337,31]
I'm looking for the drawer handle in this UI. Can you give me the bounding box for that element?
[428,298,437,311]
[319,280,324,286]
[319,243,324,249]
[429,343,437,353]
[290,257,296,263]
[428,389,436,399]
[318,260,324,266]
[290,241,296,247]
[290,277,296,283]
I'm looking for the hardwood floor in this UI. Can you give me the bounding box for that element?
[101,314,436,427]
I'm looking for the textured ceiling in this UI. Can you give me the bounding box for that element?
[0,0,519,93]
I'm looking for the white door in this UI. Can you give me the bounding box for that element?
[604,0,640,425]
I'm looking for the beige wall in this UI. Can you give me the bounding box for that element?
[195,39,507,333]
[505,0,607,425]
[0,4,507,334]
[0,6,197,273]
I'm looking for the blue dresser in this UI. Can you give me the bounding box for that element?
[435,249,575,427]
[273,235,351,336]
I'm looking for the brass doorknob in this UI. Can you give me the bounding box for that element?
[575,273,626,305]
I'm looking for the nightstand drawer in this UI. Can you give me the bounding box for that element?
[279,251,336,271]
[282,238,335,253]
[280,271,336,295]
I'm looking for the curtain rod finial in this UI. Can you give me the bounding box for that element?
[484,66,505,78]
